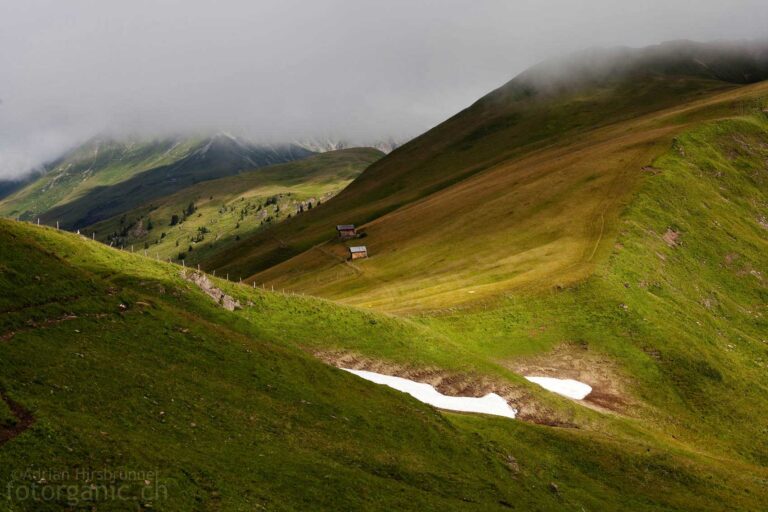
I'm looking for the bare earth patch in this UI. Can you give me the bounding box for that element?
[315,350,578,427]
[505,342,632,414]
[0,390,34,447]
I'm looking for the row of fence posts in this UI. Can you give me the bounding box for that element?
[33,216,293,296]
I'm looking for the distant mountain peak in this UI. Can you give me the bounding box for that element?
[294,137,404,154]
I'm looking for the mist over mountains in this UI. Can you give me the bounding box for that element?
[3,0,767,182]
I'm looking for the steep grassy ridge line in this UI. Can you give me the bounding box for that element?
[2,220,768,510]
[83,148,382,268]
[5,221,768,509]
[203,73,746,279]
[238,111,768,463]
[241,111,768,466]
[401,113,768,463]
[242,81,768,311]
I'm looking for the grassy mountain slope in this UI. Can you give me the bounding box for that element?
[225,112,768,465]
[222,81,767,312]
[175,42,768,504]
[0,135,313,230]
[5,220,768,510]
[83,148,381,269]
[205,42,768,310]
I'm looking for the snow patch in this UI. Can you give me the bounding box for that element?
[525,376,592,399]
[343,369,517,419]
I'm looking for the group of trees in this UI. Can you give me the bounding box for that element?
[107,193,328,262]
[170,201,197,226]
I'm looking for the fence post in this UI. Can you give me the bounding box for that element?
[56,221,59,230]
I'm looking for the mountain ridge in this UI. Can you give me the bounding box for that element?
[0,134,314,229]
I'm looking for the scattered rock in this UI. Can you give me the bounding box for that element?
[663,229,680,247]
[548,482,559,494]
[504,454,520,473]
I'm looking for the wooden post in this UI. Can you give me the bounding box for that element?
[56,221,59,230]
[197,264,200,271]
[226,273,229,281]
[131,245,134,253]
[144,249,147,256]
[92,232,95,240]
[37,218,40,225]
[182,260,185,267]
[213,270,216,277]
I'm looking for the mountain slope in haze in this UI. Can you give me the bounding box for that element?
[204,40,768,311]
[84,148,382,268]
[0,134,313,229]
[295,137,403,154]
[2,219,767,511]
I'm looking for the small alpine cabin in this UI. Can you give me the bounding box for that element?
[348,246,368,260]
[336,224,357,240]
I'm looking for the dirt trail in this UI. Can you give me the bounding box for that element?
[0,390,34,447]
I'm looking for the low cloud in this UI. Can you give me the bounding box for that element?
[1,0,767,179]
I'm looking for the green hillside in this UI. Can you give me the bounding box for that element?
[2,219,768,510]
[2,40,768,510]
[83,148,382,269]
[0,134,313,230]
[204,42,768,313]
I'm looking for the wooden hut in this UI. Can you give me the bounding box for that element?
[348,246,368,260]
[336,224,357,240]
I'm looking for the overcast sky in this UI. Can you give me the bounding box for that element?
[1,0,767,179]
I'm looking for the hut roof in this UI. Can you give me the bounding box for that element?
[349,246,367,253]
[337,224,355,230]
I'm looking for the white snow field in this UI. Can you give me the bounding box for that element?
[524,376,592,399]
[343,369,517,419]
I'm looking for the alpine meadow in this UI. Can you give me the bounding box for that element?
[1,3,768,511]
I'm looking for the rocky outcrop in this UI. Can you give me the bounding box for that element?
[183,271,241,311]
